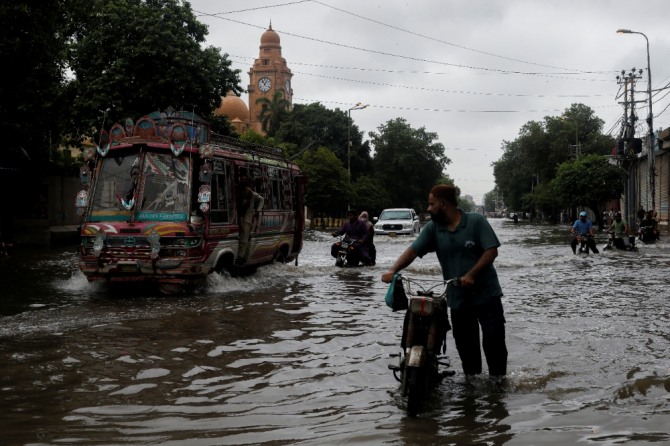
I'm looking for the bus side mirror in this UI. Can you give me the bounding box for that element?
[199,164,212,183]
[79,165,90,185]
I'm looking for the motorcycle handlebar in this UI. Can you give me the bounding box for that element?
[396,274,460,298]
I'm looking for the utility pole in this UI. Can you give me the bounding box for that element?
[615,68,644,230]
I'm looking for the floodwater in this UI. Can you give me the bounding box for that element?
[1,219,669,445]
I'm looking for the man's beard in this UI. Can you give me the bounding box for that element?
[430,211,447,224]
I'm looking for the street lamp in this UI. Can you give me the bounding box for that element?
[347,103,368,207]
[617,28,654,208]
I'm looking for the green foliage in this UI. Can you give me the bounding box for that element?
[0,0,71,163]
[550,154,625,212]
[256,90,290,135]
[493,104,616,214]
[209,114,239,138]
[351,176,391,217]
[370,118,450,212]
[458,195,476,211]
[274,103,373,178]
[275,103,345,153]
[65,0,241,141]
[530,182,563,219]
[294,147,352,215]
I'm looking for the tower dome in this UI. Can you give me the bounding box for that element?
[260,24,280,46]
[215,93,249,121]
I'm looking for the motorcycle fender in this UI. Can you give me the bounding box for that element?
[406,345,427,368]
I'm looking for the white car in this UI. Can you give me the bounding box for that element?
[374,208,421,236]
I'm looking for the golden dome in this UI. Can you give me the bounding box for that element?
[215,93,249,122]
[261,24,280,45]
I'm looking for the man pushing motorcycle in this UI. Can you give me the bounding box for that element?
[381,184,508,384]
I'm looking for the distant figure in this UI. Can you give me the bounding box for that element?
[359,211,376,265]
[639,211,659,241]
[513,213,519,224]
[637,207,646,226]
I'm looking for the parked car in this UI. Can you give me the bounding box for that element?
[373,208,421,236]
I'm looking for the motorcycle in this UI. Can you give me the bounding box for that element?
[637,225,657,244]
[572,234,599,254]
[387,274,457,417]
[603,231,637,252]
[330,235,369,267]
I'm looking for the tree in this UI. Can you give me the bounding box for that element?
[459,195,476,211]
[274,103,373,179]
[529,182,563,222]
[65,0,242,142]
[493,104,615,217]
[370,118,450,212]
[550,154,625,226]
[1,0,71,163]
[351,175,390,217]
[209,114,239,138]
[256,90,290,136]
[294,147,352,215]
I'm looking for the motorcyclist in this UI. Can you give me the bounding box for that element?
[331,209,372,265]
[570,211,599,254]
[607,212,633,250]
[638,211,659,243]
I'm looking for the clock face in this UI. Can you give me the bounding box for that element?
[258,77,272,93]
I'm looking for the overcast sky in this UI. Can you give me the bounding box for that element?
[190,0,670,204]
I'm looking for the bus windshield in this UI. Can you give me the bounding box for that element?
[89,152,191,222]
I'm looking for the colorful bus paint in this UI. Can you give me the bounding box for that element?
[76,110,306,293]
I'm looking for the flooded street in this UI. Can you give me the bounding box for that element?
[1,219,670,445]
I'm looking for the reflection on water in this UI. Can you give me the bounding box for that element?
[1,220,669,444]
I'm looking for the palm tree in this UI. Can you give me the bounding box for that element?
[256,90,290,135]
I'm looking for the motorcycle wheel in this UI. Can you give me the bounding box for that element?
[335,256,345,267]
[406,368,426,417]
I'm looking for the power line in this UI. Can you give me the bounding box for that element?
[292,97,570,114]
[290,70,613,98]
[228,55,615,82]
[204,14,618,77]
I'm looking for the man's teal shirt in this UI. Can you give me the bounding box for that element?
[411,210,503,309]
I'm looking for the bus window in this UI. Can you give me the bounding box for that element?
[270,177,282,210]
[211,161,233,223]
[89,155,139,221]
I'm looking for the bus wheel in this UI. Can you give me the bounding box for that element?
[275,247,289,264]
[215,254,234,274]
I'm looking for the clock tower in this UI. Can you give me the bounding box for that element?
[248,23,293,134]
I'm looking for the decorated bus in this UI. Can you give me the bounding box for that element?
[75,110,306,293]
